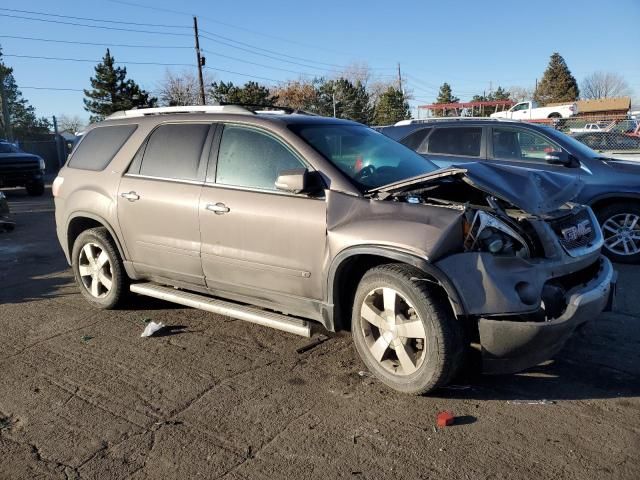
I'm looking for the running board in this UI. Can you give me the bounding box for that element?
[130,283,311,337]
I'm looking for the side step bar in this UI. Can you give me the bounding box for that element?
[130,283,311,337]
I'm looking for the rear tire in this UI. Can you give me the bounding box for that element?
[351,264,464,395]
[26,180,45,196]
[596,203,640,264]
[72,227,128,309]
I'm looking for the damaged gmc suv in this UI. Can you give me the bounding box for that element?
[53,106,614,394]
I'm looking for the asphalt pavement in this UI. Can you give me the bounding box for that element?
[0,187,638,480]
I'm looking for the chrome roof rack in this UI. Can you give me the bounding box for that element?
[394,117,524,126]
[106,104,252,119]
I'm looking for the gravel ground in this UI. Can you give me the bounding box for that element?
[0,188,639,480]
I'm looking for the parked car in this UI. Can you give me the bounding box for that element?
[569,123,607,134]
[574,131,640,151]
[490,100,577,120]
[54,106,613,394]
[378,118,640,263]
[0,191,14,232]
[0,141,46,195]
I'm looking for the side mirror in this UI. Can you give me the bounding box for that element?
[545,151,578,167]
[275,168,322,194]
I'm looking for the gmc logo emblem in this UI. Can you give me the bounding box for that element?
[562,220,592,242]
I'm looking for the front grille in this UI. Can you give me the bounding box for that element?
[549,208,597,251]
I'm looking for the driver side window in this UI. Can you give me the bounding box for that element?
[492,127,560,162]
[215,125,305,191]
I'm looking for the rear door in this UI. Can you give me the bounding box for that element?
[117,122,214,285]
[419,126,485,169]
[199,124,327,304]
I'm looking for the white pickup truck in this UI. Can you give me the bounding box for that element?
[490,101,577,120]
[569,123,607,134]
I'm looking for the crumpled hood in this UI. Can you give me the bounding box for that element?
[372,162,584,216]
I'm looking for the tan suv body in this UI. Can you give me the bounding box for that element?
[54,106,614,394]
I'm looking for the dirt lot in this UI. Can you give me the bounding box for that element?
[1,188,639,480]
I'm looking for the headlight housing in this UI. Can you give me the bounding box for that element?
[464,210,530,258]
[38,158,46,171]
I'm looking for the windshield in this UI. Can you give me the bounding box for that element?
[0,143,20,153]
[542,127,602,159]
[290,124,438,190]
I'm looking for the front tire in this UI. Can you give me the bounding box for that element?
[72,227,127,309]
[351,264,464,395]
[596,203,640,264]
[26,180,45,196]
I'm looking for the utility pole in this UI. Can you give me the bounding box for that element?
[397,63,403,94]
[193,16,206,105]
[52,115,64,170]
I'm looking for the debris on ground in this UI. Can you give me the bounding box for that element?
[81,335,94,342]
[357,371,373,377]
[437,411,455,427]
[507,399,556,405]
[0,415,14,430]
[141,321,166,337]
[441,384,472,391]
[296,334,329,354]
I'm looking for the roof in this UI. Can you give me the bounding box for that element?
[548,97,631,113]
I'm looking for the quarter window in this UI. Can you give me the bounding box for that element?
[216,125,305,191]
[401,128,432,153]
[427,127,482,157]
[139,123,210,181]
[68,124,137,171]
[492,127,560,161]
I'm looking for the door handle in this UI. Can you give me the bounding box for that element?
[121,191,140,201]
[206,202,230,214]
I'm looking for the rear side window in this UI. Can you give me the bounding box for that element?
[139,123,210,181]
[401,128,432,153]
[427,127,482,157]
[68,124,137,171]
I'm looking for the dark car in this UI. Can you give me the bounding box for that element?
[573,131,640,151]
[378,118,640,263]
[0,141,46,196]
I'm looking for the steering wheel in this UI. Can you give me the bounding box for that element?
[354,164,376,181]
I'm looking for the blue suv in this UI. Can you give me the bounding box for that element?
[378,119,640,264]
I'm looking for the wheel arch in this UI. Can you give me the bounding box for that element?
[66,212,127,265]
[327,246,466,332]
[589,194,640,213]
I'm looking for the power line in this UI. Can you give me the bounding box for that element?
[0,13,192,36]
[204,66,280,84]
[4,53,194,67]
[0,34,192,49]
[0,7,190,29]
[202,49,323,78]
[19,86,84,92]
[105,0,389,61]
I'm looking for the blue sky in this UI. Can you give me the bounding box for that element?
[1,0,639,121]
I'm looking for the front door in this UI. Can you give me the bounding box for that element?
[117,122,213,285]
[199,124,327,306]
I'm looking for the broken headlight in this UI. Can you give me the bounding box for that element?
[464,210,530,258]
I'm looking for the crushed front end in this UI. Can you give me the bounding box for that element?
[372,165,616,374]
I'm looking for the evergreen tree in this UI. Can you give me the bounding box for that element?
[317,78,372,124]
[209,81,276,106]
[373,86,411,125]
[83,49,157,122]
[433,82,459,116]
[0,47,51,140]
[533,53,579,105]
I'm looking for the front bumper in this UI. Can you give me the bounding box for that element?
[0,169,44,187]
[479,256,614,374]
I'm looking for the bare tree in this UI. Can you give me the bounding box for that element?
[508,85,534,102]
[338,61,373,87]
[157,69,214,106]
[57,114,86,133]
[581,71,631,99]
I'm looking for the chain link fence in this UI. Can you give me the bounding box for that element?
[529,114,640,159]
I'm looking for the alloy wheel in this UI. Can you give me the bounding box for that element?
[78,242,113,298]
[360,287,427,376]
[602,213,640,256]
